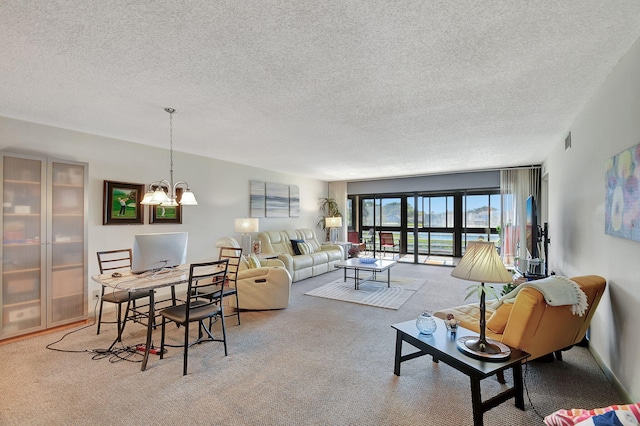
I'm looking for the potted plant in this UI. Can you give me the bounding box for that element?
[317,197,342,240]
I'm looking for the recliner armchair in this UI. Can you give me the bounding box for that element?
[216,237,292,310]
[434,275,606,361]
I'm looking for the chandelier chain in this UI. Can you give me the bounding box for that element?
[166,107,175,190]
[140,107,197,206]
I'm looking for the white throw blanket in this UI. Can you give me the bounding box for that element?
[491,275,588,316]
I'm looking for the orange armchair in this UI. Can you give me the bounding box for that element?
[434,275,606,361]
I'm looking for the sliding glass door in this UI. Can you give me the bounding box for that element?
[361,196,402,257]
[407,195,455,260]
[350,189,500,263]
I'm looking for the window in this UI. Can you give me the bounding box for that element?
[462,192,501,253]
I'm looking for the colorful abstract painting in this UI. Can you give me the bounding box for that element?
[605,143,640,241]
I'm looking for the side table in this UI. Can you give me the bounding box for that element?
[391,318,529,426]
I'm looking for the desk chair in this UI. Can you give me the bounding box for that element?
[96,249,151,341]
[160,259,229,375]
[379,232,399,260]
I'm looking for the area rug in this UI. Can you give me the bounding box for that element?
[305,276,426,310]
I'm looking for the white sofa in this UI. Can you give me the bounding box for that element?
[215,237,292,310]
[257,228,343,282]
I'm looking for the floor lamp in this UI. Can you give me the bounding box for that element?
[450,241,513,361]
[234,218,259,255]
[325,216,342,243]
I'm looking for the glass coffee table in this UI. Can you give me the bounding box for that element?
[334,258,397,290]
[391,318,530,426]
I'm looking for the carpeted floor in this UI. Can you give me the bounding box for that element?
[0,263,623,425]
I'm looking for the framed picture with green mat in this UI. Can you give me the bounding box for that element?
[103,180,144,225]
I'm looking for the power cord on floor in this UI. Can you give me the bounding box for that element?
[523,360,546,421]
[45,296,101,353]
[45,296,146,364]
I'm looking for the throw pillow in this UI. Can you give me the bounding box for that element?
[298,241,315,255]
[247,253,261,269]
[290,239,304,255]
[486,303,513,334]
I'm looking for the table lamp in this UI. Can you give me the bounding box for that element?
[450,241,513,361]
[234,218,259,255]
[325,216,342,243]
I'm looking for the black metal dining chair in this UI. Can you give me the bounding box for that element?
[159,259,230,375]
[96,249,152,341]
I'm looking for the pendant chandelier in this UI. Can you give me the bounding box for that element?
[140,108,198,206]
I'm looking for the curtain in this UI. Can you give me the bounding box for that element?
[500,167,541,271]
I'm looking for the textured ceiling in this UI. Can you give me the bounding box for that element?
[2,1,640,181]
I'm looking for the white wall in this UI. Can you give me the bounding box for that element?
[545,36,640,401]
[1,116,329,303]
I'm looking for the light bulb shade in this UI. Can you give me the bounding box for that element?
[179,189,198,205]
[234,218,259,233]
[140,190,155,205]
[451,241,512,283]
[149,187,170,205]
[325,216,342,228]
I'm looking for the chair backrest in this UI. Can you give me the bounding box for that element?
[294,229,322,251]
[97,249,132,274]
[187,259,229,315]
[347,232,360,245]
[380,232,395,246]
[218,246,242,284]
[258,231,294,255]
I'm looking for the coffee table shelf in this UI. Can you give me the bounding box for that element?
[334,258,397,290]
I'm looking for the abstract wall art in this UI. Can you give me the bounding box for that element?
[605,143,640,242]
[250,180,300,218]
[250,180,266,218]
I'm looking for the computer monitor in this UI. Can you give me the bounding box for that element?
[131,232,188,274]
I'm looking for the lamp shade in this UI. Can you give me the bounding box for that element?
[234,218,259,233]
[179,189,198,205]
[140,190,155,205]
[148,187,171,205]
[451,241,512,284]
[325,216,342,228]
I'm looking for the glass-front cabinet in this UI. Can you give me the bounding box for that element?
[1,153,87,339]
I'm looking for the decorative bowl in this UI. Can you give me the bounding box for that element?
[359,257,377,264]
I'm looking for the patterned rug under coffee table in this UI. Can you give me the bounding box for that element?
[305,276,426,310]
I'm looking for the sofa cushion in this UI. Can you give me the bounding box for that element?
[263,230,294,255]
[292,254,314,270]
[487,303,513,333]
[309,251,329,265]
